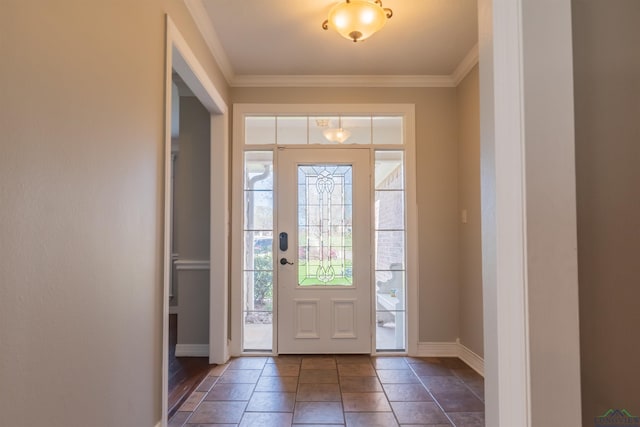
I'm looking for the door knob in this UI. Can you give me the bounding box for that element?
[280,257,294,265]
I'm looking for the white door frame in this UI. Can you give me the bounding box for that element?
[479,0,581,425]
[162,15,229,426]
[230,104,418,357]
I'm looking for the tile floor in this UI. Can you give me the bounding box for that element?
[169,355,484,427]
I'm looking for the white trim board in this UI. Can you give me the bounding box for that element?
[458,342,485,377]
[232,74,457,88]
[417,341,485,377]
[175,344,210,357]
[452,43,479,86]
[164,14,230,427]
[231,103,418,357]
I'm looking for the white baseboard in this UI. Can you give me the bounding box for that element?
[416,341,459,357]
[175,344,209,357]
[417,340,484,377]
[457,342,484,377]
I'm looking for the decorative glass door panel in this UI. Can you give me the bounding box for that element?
[298,165,353,287]
[277,149,371,354]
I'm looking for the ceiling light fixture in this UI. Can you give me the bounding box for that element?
[322,0,393,43]
[320,117,351,143]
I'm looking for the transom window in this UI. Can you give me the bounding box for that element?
[245,115,403,145]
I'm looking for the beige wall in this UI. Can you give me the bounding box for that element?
[231,87,460,343]
[0,2,228,426]
[175,97,211,260]
[456,65,484,357]
[573,0,640,423]
[175,96,211,345]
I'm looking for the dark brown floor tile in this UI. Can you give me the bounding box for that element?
[430,388,485,413]
[376,369,419,384]
[297,383,342,401]
[218,369,262,384]
[464,378,485,401]
[188,401,246,424]
[292,425,344,427]
[268,355,302,364]
[186,424,237,427]
[335,355,372,364]
[239,412,293,427]
[345,412,399,427]
[168,411,191,427]
[179,391,206,411]
[398,424,451,427]
[208,365,229,376]
[196,376,218,392]
[262,363,300,377]
[246,391,296,412]
[438,357,470,370]
[293,402,345,424]
[410,363,453,376]
[255,376,299,392]
[382,383,433,402]
[342,392,392,412]
[447,412,485,426]
[228,357,268,370]
[452,368,484,383]
[338,363,376,377]
[339,376,383,392]
[421,375,467,392]
[372,357,409,370]
[175,354,482,427]
[299,368,339,384]
[390,401,449,425]
[405,356,442,365]
[301,357,337,370]
[205,383,255,401]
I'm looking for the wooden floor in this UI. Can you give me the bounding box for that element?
[168,314,212,419]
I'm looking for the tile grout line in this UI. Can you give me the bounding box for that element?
[373,357,407,427]
[407,358,459,427]
[451,368,485,404]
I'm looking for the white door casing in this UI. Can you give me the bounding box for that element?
[277,148,372,354]
[231,104,418,357]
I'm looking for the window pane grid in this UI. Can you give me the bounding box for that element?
[243,152,274,351]
[245,115,403,146]
[375,150,406,351]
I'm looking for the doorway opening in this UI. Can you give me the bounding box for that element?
[231,104,418,356]
[163,15,229,425]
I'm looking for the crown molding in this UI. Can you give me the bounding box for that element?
[451,43,479,85]
[184,0,235,84]
[185,0,478,88]
[231,74,456,88]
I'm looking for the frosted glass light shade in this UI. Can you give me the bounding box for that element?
[323,0,392,43]
[323,128,352,143]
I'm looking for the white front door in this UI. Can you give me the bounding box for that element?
[277,148,372,354]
